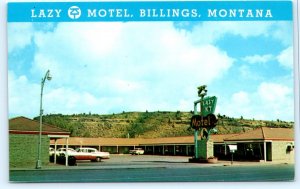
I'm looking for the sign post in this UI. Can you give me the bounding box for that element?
[190,85,218,162]
[228,145,237,165]
[193,100,200,159]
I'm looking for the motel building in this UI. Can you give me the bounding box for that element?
[9,117,294,168]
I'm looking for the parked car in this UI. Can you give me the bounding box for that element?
[55,148,78,165]
[49,147,55,156]
[56,148,77,156]
[75,147,110,162]
[54,147,110,166]
[129,148,144,155]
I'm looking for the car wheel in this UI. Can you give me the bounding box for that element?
[96,157,101,162]
[68,156,76,166]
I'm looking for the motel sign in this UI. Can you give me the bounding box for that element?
[190,114,218,130]
[200,96,217,116]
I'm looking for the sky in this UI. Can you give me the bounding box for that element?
[7,20,294,121]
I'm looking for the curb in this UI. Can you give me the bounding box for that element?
[9,160,294,171]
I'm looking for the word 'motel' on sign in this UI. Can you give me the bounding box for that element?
[190,114,218,130]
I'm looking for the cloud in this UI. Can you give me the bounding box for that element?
[270,22,293,47]
[256,82,293,120]
[231,91,250,106]
[238,65,263,81]
[8,71,40,117]
[217,91,251,119]
[188,21,268,44]
[242,54,274,64]
[44,87,110,114]
[8,21,293,121]
[257,82,292,103]
[8,22,234,117]
[7,23,33,53]
[187,21,292,46]
[218,82,293,121]
[277,46,293,69]
[33,22,234,103]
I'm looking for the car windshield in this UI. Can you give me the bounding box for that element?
[75,148,98,152]
[59,148,75,152]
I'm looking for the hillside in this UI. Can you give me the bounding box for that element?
[35,111,294,138]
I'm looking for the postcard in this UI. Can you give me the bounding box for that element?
[7,0,295,183]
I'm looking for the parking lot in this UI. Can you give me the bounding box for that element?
[76,154,200,169]
[46,154,207,170]
[50,154,292,169]
[10,154,295,182]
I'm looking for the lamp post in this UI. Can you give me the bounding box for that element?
[36,70,52,169]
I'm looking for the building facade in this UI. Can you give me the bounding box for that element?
[223,127,294,162]
[9,117,70,168]
[51,127,294,163]
[9,116,294,168]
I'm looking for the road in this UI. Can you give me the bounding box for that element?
[10,155,294,182]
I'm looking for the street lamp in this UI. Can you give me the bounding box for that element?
[36,70,52,169]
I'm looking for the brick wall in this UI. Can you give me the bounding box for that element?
[271,141,294,162]
[9,134,50,168]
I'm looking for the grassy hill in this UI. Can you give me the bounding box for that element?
[36,111,294,138]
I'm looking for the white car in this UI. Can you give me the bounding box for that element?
[54,147,79,165]
[55,147,110,165]
[75,147,110,161]
[129,148,144,155]
[56,147,77,156]
[49,147,55,156]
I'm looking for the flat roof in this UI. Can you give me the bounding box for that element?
[50,134,240,146]
[50,127,293,146]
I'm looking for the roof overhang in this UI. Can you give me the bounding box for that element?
[9,130,70,136]
[224,139,272,143]
[139,143,193,146]
[48,135,69,139]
